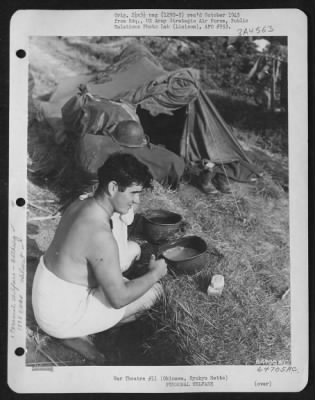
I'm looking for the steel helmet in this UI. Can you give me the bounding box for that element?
[110,120,149,147]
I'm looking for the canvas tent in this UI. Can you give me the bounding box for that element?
[39,43,259,182]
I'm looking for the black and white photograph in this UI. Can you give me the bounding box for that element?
[8,9,308,393]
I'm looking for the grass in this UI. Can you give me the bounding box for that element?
[26,36,290,366]
[120,176,289,365]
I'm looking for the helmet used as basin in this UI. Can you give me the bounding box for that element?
[142,209,183,244]
[159,235,208,275]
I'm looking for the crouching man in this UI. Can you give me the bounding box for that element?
[32,153,167,341]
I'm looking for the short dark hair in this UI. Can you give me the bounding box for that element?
[96,152,153,193]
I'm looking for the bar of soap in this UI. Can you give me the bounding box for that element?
[211,274,224,290]
[207,286,222,296]
[207,274,224,296]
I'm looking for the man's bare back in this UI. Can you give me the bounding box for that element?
[44,197,112,288]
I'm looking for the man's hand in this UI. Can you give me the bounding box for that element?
[148,255,167,280]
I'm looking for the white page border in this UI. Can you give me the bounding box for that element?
[8,9,308,393]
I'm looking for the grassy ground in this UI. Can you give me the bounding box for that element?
[26,37,290,366]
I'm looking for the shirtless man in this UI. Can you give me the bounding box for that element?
[32,153,167,340]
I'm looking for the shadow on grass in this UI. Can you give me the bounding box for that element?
[209,91,288,130]
[93,285,196,366]
[209,91,288,155]
[248,148,288,193]
[93,316,156,365]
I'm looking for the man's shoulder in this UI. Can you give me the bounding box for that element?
[86,223,118,262]
[79,215,113,239]
[67,200,112,236]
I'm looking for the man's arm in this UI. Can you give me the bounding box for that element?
[87,230,166,309]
